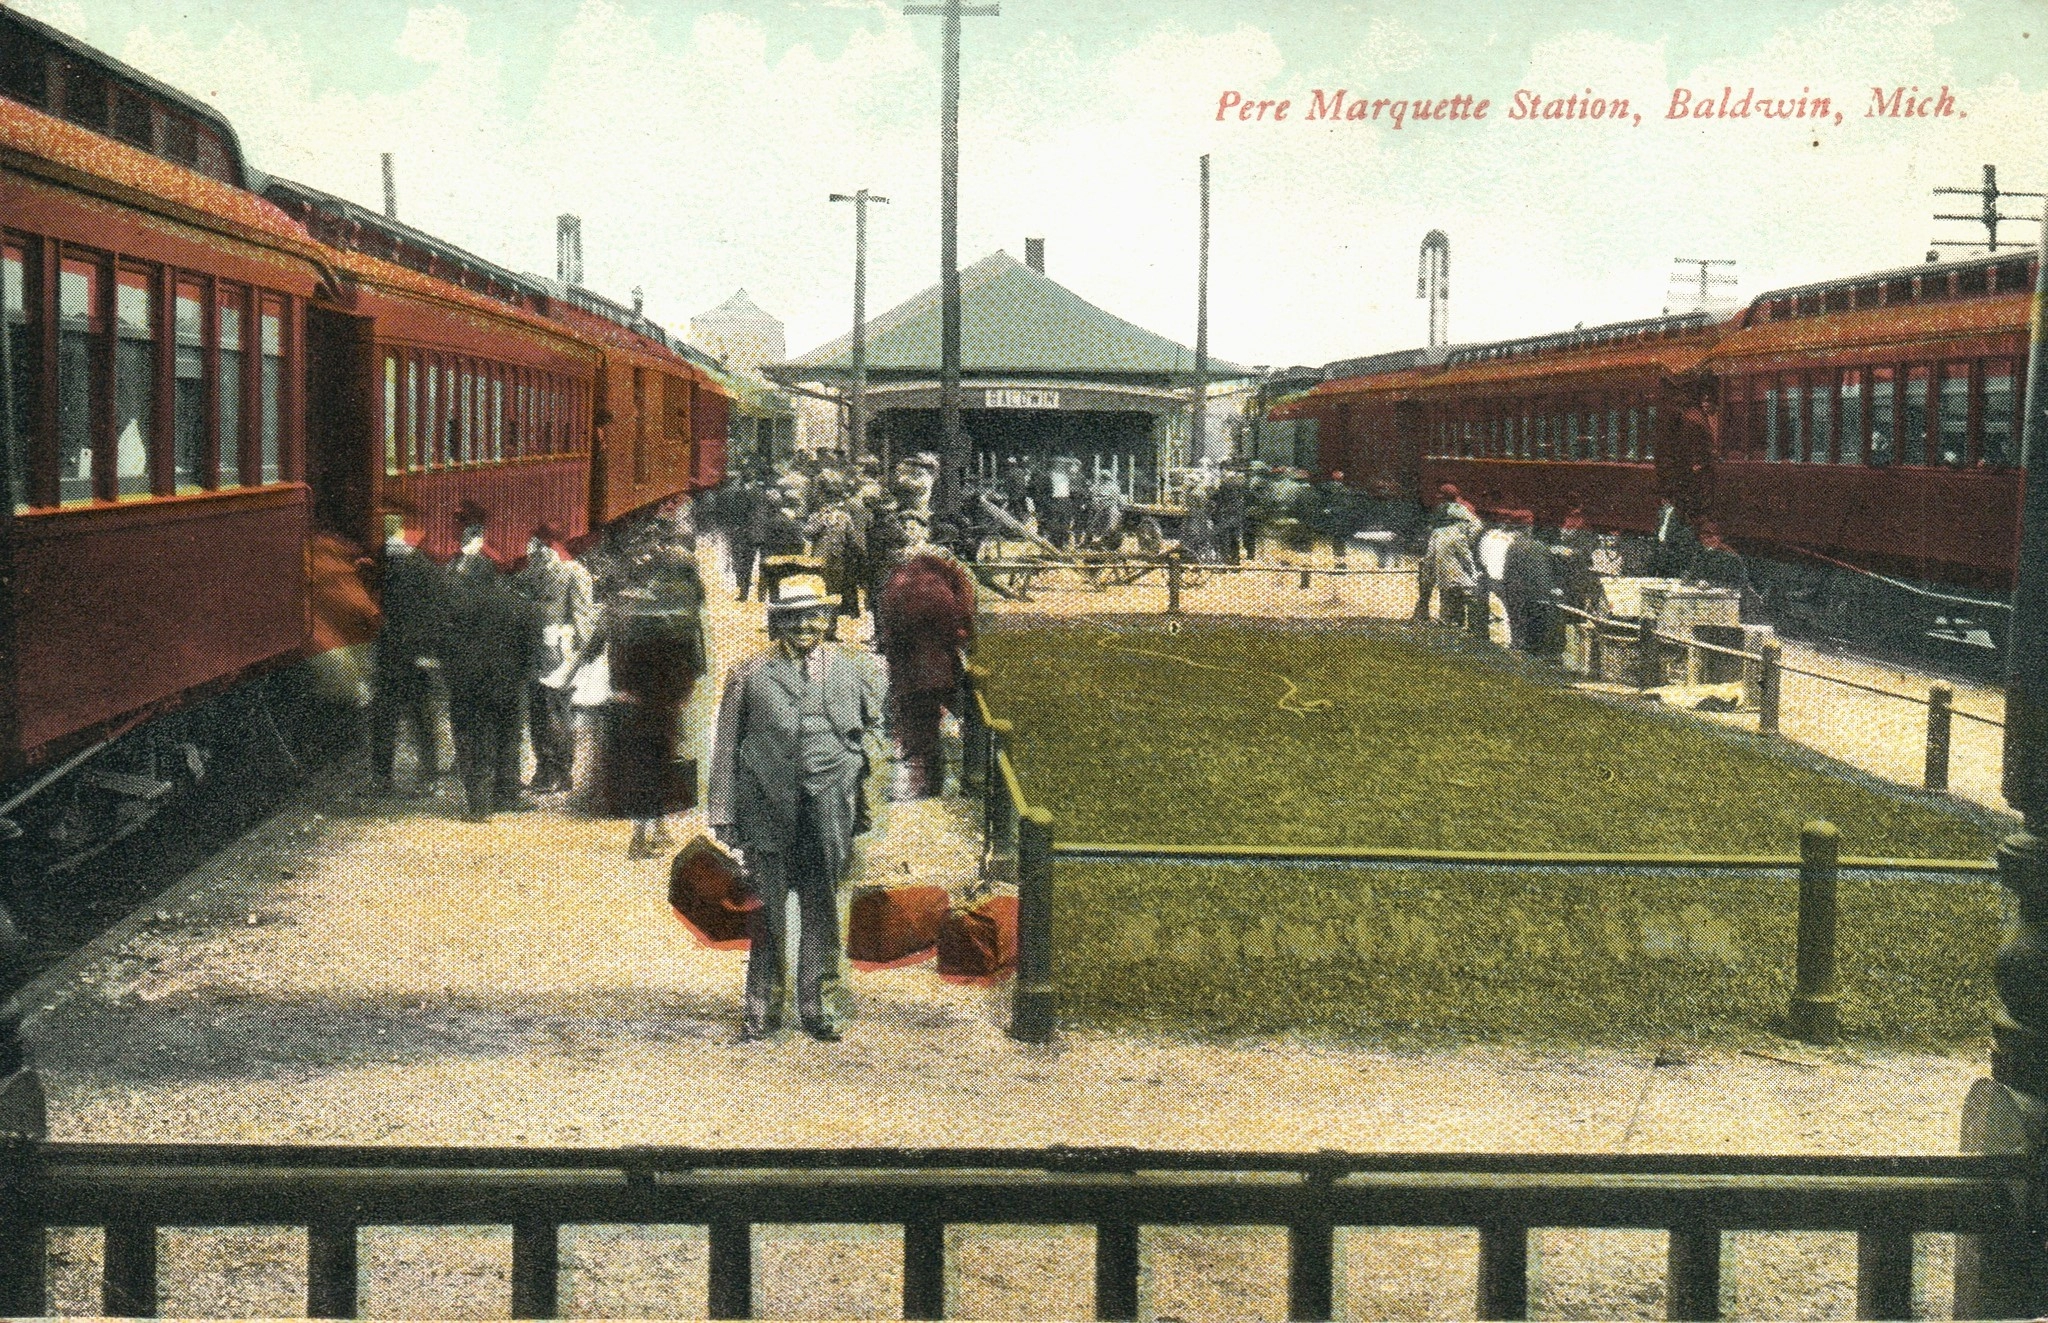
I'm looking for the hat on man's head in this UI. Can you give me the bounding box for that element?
[461,522,488,545]
[766,573,840,614]
[1437,483,1461,500]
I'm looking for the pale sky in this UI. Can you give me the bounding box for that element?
[19,0,2046,371]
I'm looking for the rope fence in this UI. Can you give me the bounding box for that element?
[968,547,2007,792]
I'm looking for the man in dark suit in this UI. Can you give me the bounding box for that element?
[449,518,500,589]
[369,514,449,795]
[441,574,542,822]
[707,575,883,1041]
[512,527,597,794]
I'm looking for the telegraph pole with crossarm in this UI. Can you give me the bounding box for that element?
[829,189,888,463]
[1933,164,2044,255]
[905,0,998,524]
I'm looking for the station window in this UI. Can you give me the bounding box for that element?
[1808,376,1832,464]
[1983,362,2017,468]
[217,283,245,487]
[1869,367,1896,466]
[1902,366,1929,465]
[4,241,29,512]
[1938,363,1969,467]
[174,278,205,491]
[259,296,282,484]
[1838,370,1863,464]
[57,254,101,505]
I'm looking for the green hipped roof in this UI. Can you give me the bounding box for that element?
[772,251,1248,386]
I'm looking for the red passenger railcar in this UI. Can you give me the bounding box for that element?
[1279,250,2033,658]
[0,38,327,783]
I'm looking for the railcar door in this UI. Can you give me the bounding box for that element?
[303,306,375,547]
[1392,400,1424,499]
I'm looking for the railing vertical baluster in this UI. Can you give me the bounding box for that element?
[1924,682,1953,791]
[960,662,990,795]
[1789,820,1841,1045]
[1094,1221,1139,1321]
[102,1220,157,1318]
[1475,1222,1527,1320]
[1665,1223,1722,1320]
[1010,806,1057,1042]
[1854,1224,1913,1321]
[510,1218,560,1319]
[707,1219,752,1320]
[987,721,1018,882]
[0,1212,43,1318]
[903,1219,945,1319]
[306,1222,358,1319]
[1287,1218,1335,1322]
[1758,639,1782,734]
[1166,551,1184,615]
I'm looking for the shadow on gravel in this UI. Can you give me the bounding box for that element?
[26,984,745,1083]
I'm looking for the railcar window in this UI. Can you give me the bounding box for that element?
[633,367,648,483]
[0,42,47,107]
[57,255,100,504]
[1919,273,1952,302]
[491,373,504,461]
[174,279,204,491]
[1784,381,1808,462]
[111,87,151,149]
[1642,406,1657,461]
[1629,407,1644,461]
[1823,288,1851,313]
[1606,407,1621,460]
[259,298,282,484]
[217,285,244,487]
[4,242,28,512]
[1763,385,1780,461]
[1957,268,1988,297]
[60,63,107,133]
[383,353,399,476]
[113,266,155,499]
[406,355,421,471]
[1885,278,1913,306]
[1808,377,1832,463]
[1795,293,1821,317]
[1869,367,1895,465]
[1995,262,2032,294]
[423,356,439,467]
[1938,364,1969,467]
[1902,366,1929,465]
[1853,283,1881,310]
[1838,371,1863,464]
[1983,363,2016,467]
[162,115,198,166]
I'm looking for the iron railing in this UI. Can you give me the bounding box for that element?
[0,1140,2029,1320]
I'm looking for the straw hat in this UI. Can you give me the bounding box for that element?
[766,573,840,613]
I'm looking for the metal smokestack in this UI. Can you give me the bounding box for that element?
[1025,237,1044,274]
[557,214,584,286]
[380,152,397,219]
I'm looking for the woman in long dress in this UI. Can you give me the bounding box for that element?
[595,544,708,858]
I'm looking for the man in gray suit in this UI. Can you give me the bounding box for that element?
[708,575,883,1041]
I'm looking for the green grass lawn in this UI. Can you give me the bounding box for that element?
[977,621,2007,1048]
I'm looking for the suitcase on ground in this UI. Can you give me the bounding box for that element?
[668,835,753,949]
[847,885,949,969]
[937,894,1019,981]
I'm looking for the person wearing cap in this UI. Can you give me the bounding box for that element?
[1412,484,1482,623]
[513,526,599,794]
[876,518,976,798]
[708,574,883,1041]
[369,512,450,796]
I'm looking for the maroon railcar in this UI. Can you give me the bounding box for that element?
[1,69,326,784]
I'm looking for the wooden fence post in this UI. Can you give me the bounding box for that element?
[986,719,1018,883]
[0,992,46,1316]
[1166,551,1184,616]
[1636,615,1659,690]
[1788,821,1840,1045]
[1010,807,1056,1043]
[1758,640,1782,735]
[1924,682,1953,792]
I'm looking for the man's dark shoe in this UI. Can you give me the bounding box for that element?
[803,1021,842,1043]
[497,793,540,813]
[738,1020,779,1043]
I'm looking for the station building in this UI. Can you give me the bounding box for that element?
[768,245,1245,502]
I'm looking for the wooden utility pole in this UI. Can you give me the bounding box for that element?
[830,189,888,461]
[1192,154,1210,469]
[905,0,998,522]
